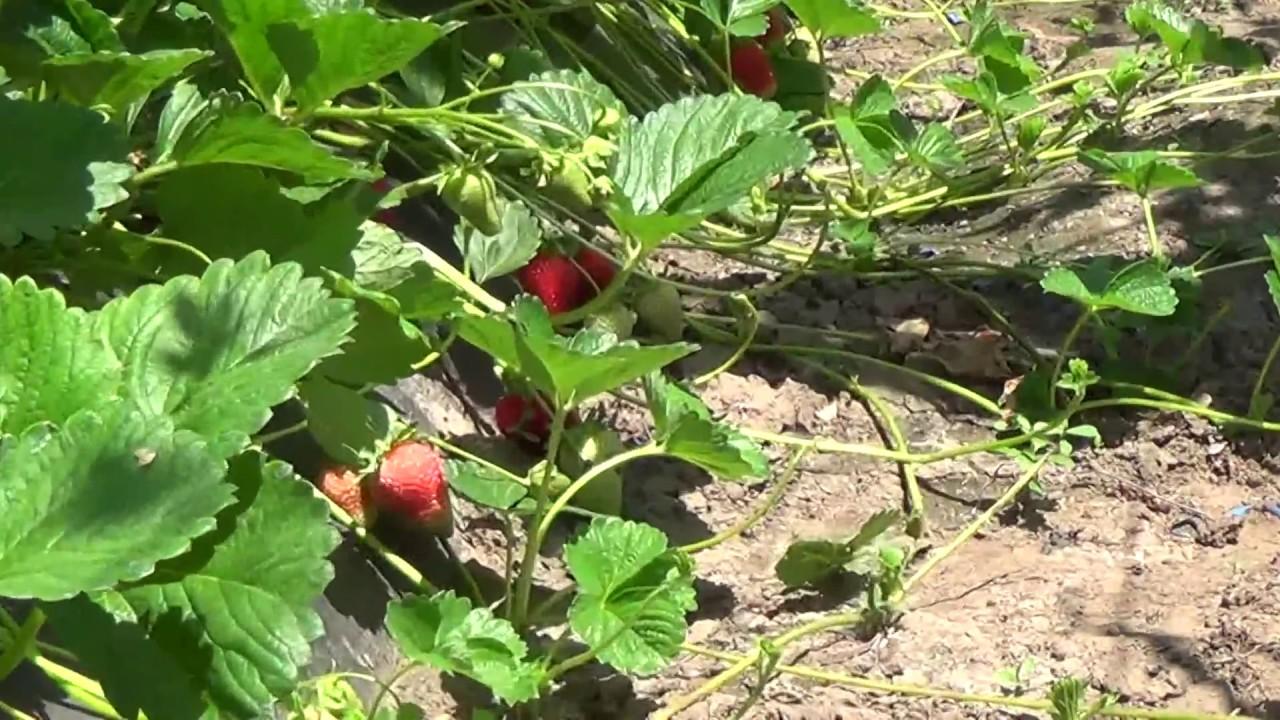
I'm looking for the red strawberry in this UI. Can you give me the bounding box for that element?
[574,247,616,296]
[495,393,552,446]
[372,177,401,227]
[372,441,452,535]
[756,7,790,46]
[517,252,588,314]
[729,42,777,99]
[318,466,374,526]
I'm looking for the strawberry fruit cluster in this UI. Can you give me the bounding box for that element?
[316,440,452,536]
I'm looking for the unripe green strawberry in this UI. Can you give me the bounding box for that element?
[544,156,595,213]
[589,305,636,340]
[528,459,572,497]
[635,283,685,341]
[557,421,624,516]
[441,167,503,236]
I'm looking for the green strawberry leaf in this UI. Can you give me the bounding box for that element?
[446,459,528,511]
[196,0,310,103]
[0,401,233,600]
[387,590,543,705]
[564,518,696,675]
[299,376,397,466]
[1125,0,1263,69]
[156,165,368,274]
[0,98,130,245]
[775,539,850,588]
[1264,235,1280,318]
[0,3,89,86]
[1049,677,1087,720]
[643,372,768,480]
[457,298,696,405]
[352,222,426,292]
[103,453,339,719]
[62,0,125,51]
[784,0,879,37]
[965,0,1033,69]
[45,595,207,720]
[0,276,121,434]
[1105,53,1146,97]
[154,79,209,162]
[846,508,902,550]
[43,49,210,115]
[1079,149,1200,196]
[1040,259,1177,316]
[95,252,356,450]
[834,75,914,177]
[908,122,963,175]
[169,97,372,182]
[453,200,542,283]
[775,509,904,588]
[607,94,811,246]
[268,12,446,113]
[500,68,624,149]
[313,280,428,387]
[1101,260,1179,316]
[698,0,777,33]
[386,265,464,321]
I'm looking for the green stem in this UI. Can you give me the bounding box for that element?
[656,613,863,719]
[0,608,43,683]
[1140,195,1163,259]
[322,495,436,592]
[416,243,507,314]
[727,642,781,720]
[545,581,673,680]
[1049,310,1092,410]
[34,656,124,720]
[366,663,414,720]
[0,699,37,720]
[1249,334,1280,417]
[128,160,178,187]
[679,446,809,554]
[512,401,574,630]
[740,424,1055,466]
[754,343,1003,416]
[900,456,1048,597]
[1081,396,1280,433]
[682,645,1240,720]
[428,437,526,483]
[253,418,308,446]
[895,48,965,89]
[534,444,664,546]
[693,295,758,386]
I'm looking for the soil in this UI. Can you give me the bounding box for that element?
[8,3,1280,720]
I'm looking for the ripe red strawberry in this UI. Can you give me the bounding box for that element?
[517,252,588,314]
[318,466,374,526]
[574,247,616,296]
[756,7,790,46]
[372,177,401,227]
[495,393,552,446]
[371,441,452,535]
[729,42,777,99]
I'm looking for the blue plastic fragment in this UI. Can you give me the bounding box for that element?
[946,11,965,25]
[1229,503,1253,518]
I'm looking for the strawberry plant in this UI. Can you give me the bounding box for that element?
[2,0,1279,719]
